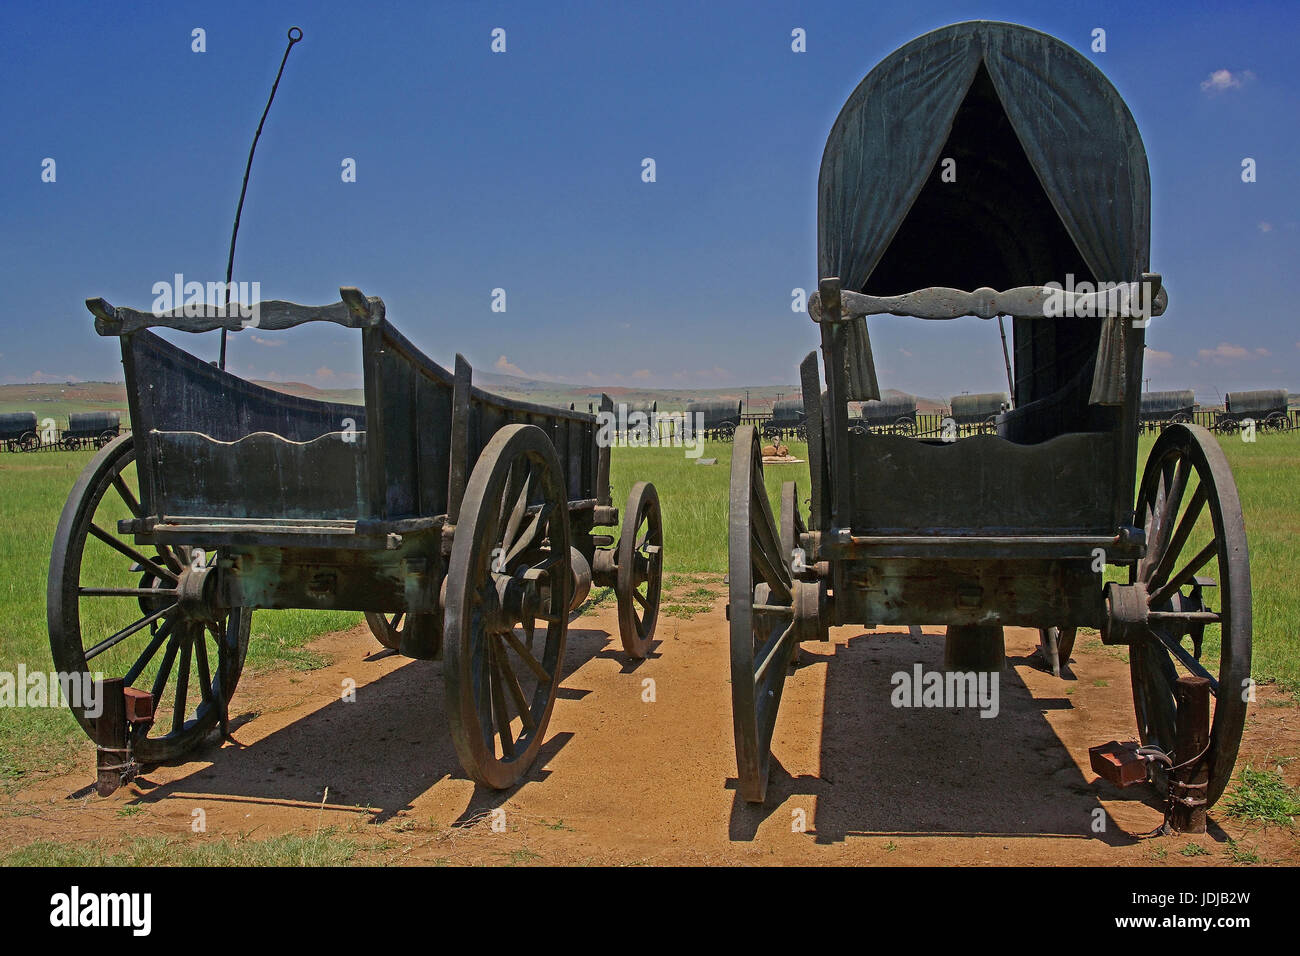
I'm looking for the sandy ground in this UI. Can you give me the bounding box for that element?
[3,593,1297,866]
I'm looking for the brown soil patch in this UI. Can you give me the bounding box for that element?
[3,595,1297,865]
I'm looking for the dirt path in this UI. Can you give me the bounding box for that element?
[3,593,1297,865]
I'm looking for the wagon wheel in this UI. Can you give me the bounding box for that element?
[718,422,736,443]
[1215,416,1238,435]
[1036,626,1077,677]
[364,612,405,651]
[17,431,39,452]
[62,435,81,451]
[894,416,916,437]
[796,423,807,443]
[444,424,571,789]
[616,481,663,658]
[1263,411,1291,433]
[48,435,251,764]
[95,428,117,449]
[1129,424,1251,807]
[730,426,796,803]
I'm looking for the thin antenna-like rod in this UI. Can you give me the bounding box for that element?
[219,26,303,370]
[997,316,1014,408]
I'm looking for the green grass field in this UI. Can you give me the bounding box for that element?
[2,430,1297,783]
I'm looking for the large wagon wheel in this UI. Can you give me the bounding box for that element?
[616,480,663,658]
[444,424,571,789]
[729,426,797,803]
[718,422,737,443]
[48,435,250,763]
[17,431,39,452]
[894,416,916,437]
[1127,424,1251,807]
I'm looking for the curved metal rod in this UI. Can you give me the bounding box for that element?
[219,26,304,369]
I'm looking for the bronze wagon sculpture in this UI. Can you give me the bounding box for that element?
[49,290,663,792]
[728,22,1251,820]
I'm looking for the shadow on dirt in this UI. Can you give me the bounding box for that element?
[129,625,614,824]
[728,628,1156,847]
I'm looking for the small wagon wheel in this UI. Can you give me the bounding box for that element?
[894,416,916,437]
[1263,411,1291,433]
[95,428,117,449]
[795,423,807,443]
[18,431,39,452]
[62,435,81,451]
[1128,424,1251,807]
[729,426,797,803]
[616,480,663,658]
[444,424,571,789]
[364,612,406,651]
[48,435,251,763]
[718,422,737,443]
[1215,415,1238,435]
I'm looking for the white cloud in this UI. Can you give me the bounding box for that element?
[249,334,284,347]
[1144,347,1174,367]
[1196,342,1255,363]
[1258,221,1274,233]
[495,355,528,377]
[1201,68,1254,93]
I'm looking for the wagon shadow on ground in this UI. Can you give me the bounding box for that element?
[728,627,1157,847]
[126,625,615,825]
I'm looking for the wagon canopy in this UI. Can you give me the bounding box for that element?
[819,20,1151,416]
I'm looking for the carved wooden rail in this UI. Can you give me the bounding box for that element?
[809,274,1166,323]
[86,286,385,337]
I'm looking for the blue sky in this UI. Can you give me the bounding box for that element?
[1,0,1296,404]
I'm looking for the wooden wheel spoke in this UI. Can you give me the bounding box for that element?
[84,604,178,661]
[487,640,516,758]
[1149,457,1188,561]
[171,635,193,733]
[111,475,142,519]
[753,623,794,686]
[1148,625,1220,693]
[1137,642,1179,748]
[87,523,178,583]
[149,634,181,713]
[501,471,532,555]
[631,588,647,610]
[1148,483,1207,589]
[78,586,178,598]
[1148,540,1216,609]
[123,618,175,686]
[499,629,551,683]
[504,502,552,567]
[493,636,537,735]
[193,630,214,704]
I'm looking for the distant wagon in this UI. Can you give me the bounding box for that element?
[849,394,917,436]
[620,401,658,443]
[61,411,122,450]
[762,397,806,442]
[687,399,743,441]
[949,392,1009,435]
[0,411,40,452]
[1138,390,1196,433]
[1217,389,1290,434]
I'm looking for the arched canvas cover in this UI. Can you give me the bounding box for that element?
[818,21,1151,408]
